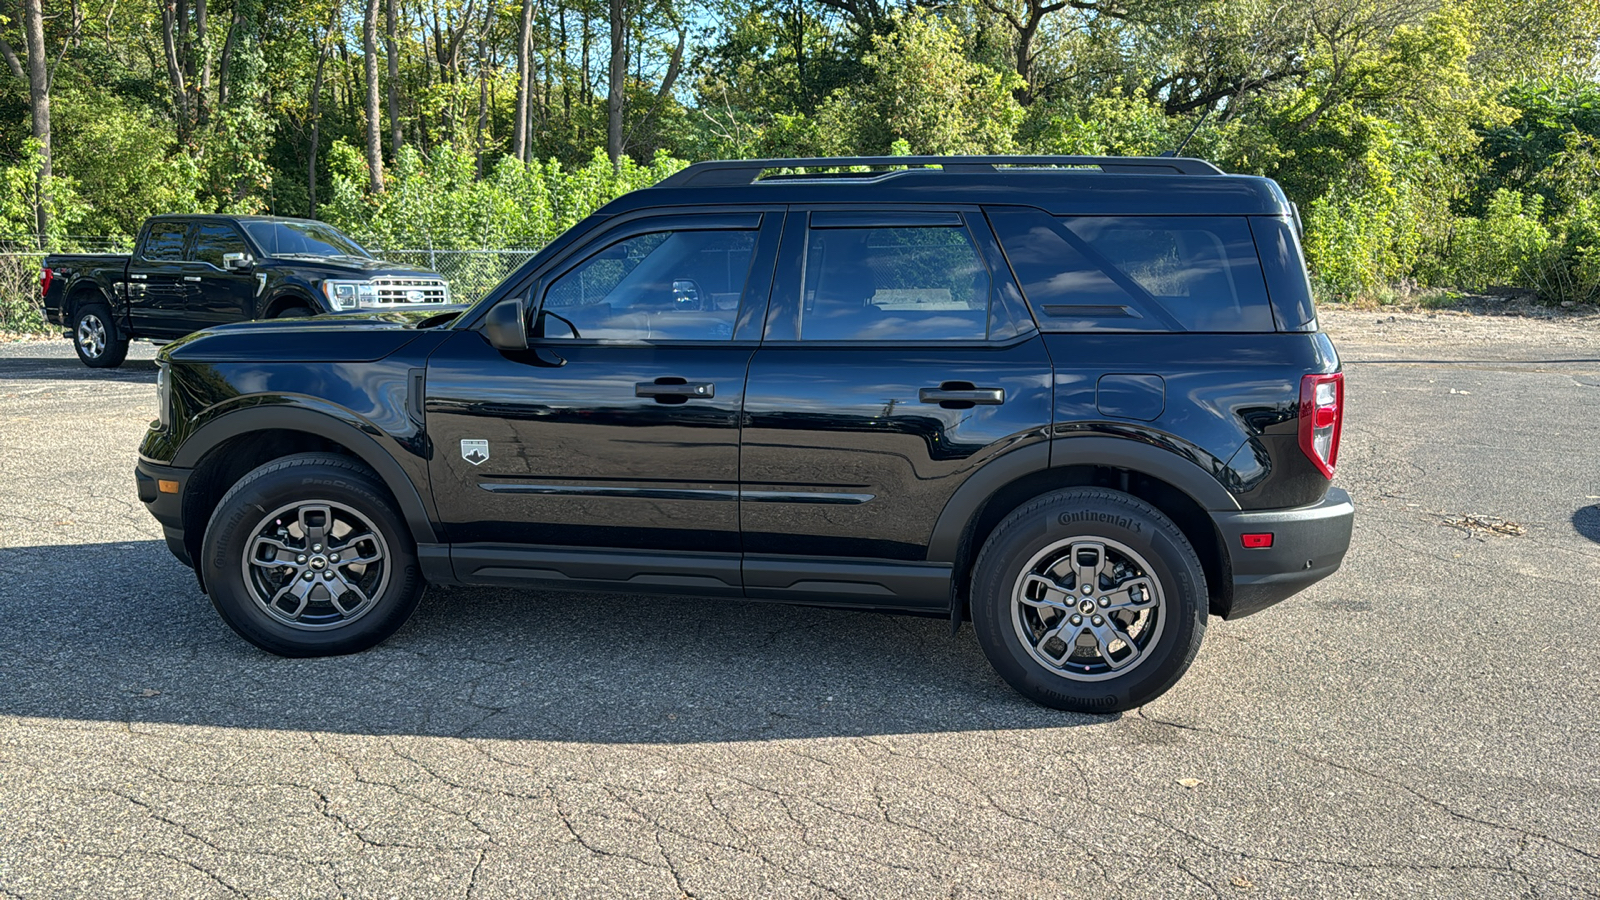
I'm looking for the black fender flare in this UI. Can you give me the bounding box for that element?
[172,404,439,544]
[926,436,1239,565]
[63,278,114,322]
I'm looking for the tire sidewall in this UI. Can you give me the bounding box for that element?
[202,461,422,656]
[972,490,1207,712]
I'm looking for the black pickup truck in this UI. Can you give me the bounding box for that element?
[41,214,452,367]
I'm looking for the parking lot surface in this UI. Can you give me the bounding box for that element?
[3,310,1600,898]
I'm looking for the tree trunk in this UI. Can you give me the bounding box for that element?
[606,0,623,166]
[216,4,240,108]
[22,0,49,237]
[363,0,384,191]
[308,21,333,214]
[194,0,210,124]
[161,0,191,141]
[385,0,403,159]
[512,0,533,162]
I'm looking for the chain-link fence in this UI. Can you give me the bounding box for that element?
[371,249,540,305]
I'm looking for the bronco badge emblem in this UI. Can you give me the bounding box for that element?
[460,439,490,466]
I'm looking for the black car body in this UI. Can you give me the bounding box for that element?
[41,214,452,368]
[136,156,1354,712]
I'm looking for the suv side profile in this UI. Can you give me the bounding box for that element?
[136,156,1354,712]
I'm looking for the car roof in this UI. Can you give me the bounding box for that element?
[601,155,1292,218]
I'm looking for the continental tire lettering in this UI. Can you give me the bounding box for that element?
[1057,511,1143,533]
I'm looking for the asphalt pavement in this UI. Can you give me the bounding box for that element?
[2,312,1599,898]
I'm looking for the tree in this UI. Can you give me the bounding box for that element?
[22,0,49,236]
[363,0,386,191]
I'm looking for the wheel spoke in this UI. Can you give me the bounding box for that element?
[297,505,332,550]
[1071,541,1108,593]
[1102,577,1157,612]
[330,532,383,565]
[248,535,300,568]
[1034,621,1075,665]
[323,570,370,617]
[1088,620,1142,670]
[269,577,317,620]
[1020,573,1073,612]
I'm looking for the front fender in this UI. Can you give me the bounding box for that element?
[171,402,438,544]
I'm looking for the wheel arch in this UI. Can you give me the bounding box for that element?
[260,288,322,319]
[64,280,113,322]
[174,407,438,570]
[931,437,1236,619]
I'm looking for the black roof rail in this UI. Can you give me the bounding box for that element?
[656,155,1225,188]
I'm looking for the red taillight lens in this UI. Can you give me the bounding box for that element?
[1299,372,1344,479]
[39,265,52,298]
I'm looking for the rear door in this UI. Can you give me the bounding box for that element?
[185,222,260,326]
[425,211,781,592]
[738,208,1053,609]
[126,220,192,337]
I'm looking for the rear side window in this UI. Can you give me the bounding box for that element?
[799,224,991,341]
[141,222,188,262]
[988,208,1274,332]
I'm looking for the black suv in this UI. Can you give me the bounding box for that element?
[136,156,1353,712]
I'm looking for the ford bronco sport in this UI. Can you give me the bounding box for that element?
[136,155,1354,712]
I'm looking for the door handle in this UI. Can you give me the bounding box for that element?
[183,276,202,282]
[635,379,715,400]
[919,382,1005,407]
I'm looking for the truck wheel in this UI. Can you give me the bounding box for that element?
[200,453,425,657]
[72,302,129,368]
[970,488,1208,713]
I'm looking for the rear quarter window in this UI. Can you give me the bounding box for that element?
[987,208,1275,333]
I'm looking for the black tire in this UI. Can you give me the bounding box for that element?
[200,453,424,657]
[970,488,1207,713]
[71,301,129,368]
[272,305,315,318]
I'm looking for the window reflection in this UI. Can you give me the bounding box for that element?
[799,226,991,341]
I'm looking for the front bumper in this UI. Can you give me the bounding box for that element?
[135,459,194,568]
[1212,487,1354,619]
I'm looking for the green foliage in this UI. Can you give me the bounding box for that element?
[1437,190,1553,290]
[50,90,200,237]
[814,13,1025,155]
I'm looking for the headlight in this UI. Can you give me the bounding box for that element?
[321,280,378,310]
[156,363,172,429]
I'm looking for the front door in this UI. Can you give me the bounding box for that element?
[185,221,260,326]
[426,212,780,594]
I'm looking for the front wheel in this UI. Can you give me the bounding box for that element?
[200,453,424,656]
[72,302,129,368]
[971,488,1208,713]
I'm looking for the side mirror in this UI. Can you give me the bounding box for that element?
[222,252,253,273]
[484,298,529,351]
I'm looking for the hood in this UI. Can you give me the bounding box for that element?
[160,307,466,363]
[259,254,444,279]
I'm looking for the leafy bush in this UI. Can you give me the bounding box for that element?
[1436,190,1553,290]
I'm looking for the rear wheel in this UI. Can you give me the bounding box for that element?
[971,488,1207,713]
[200,453,424,656]
[72,302,129,368]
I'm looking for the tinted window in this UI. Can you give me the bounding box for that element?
[190,224,250,268]
[241,220,369,258]
[799,225,990,341]
[541,229,755,341]
[989,209,1273,332]
[142,222,188,261]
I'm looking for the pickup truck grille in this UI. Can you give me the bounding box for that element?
[371,277,450,305]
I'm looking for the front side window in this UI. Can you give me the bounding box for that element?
[799,225,991,341]
[241,220,370,259]
[541,229,755,341]
[142,222,188,261]
[190,224,250,268]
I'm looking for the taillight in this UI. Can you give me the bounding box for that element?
[39,265,52,298]
[1299,372,1344,478]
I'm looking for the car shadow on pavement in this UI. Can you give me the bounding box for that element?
[1574,505,1600,545]
[0,354,158,382]
[0,541,1112,742]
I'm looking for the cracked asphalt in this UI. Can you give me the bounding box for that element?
[3,309,1600,898]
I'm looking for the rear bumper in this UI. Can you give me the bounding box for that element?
[1213,488,1354,619]
[135,459,194,569]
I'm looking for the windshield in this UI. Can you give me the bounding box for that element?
[241,220,371,259]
